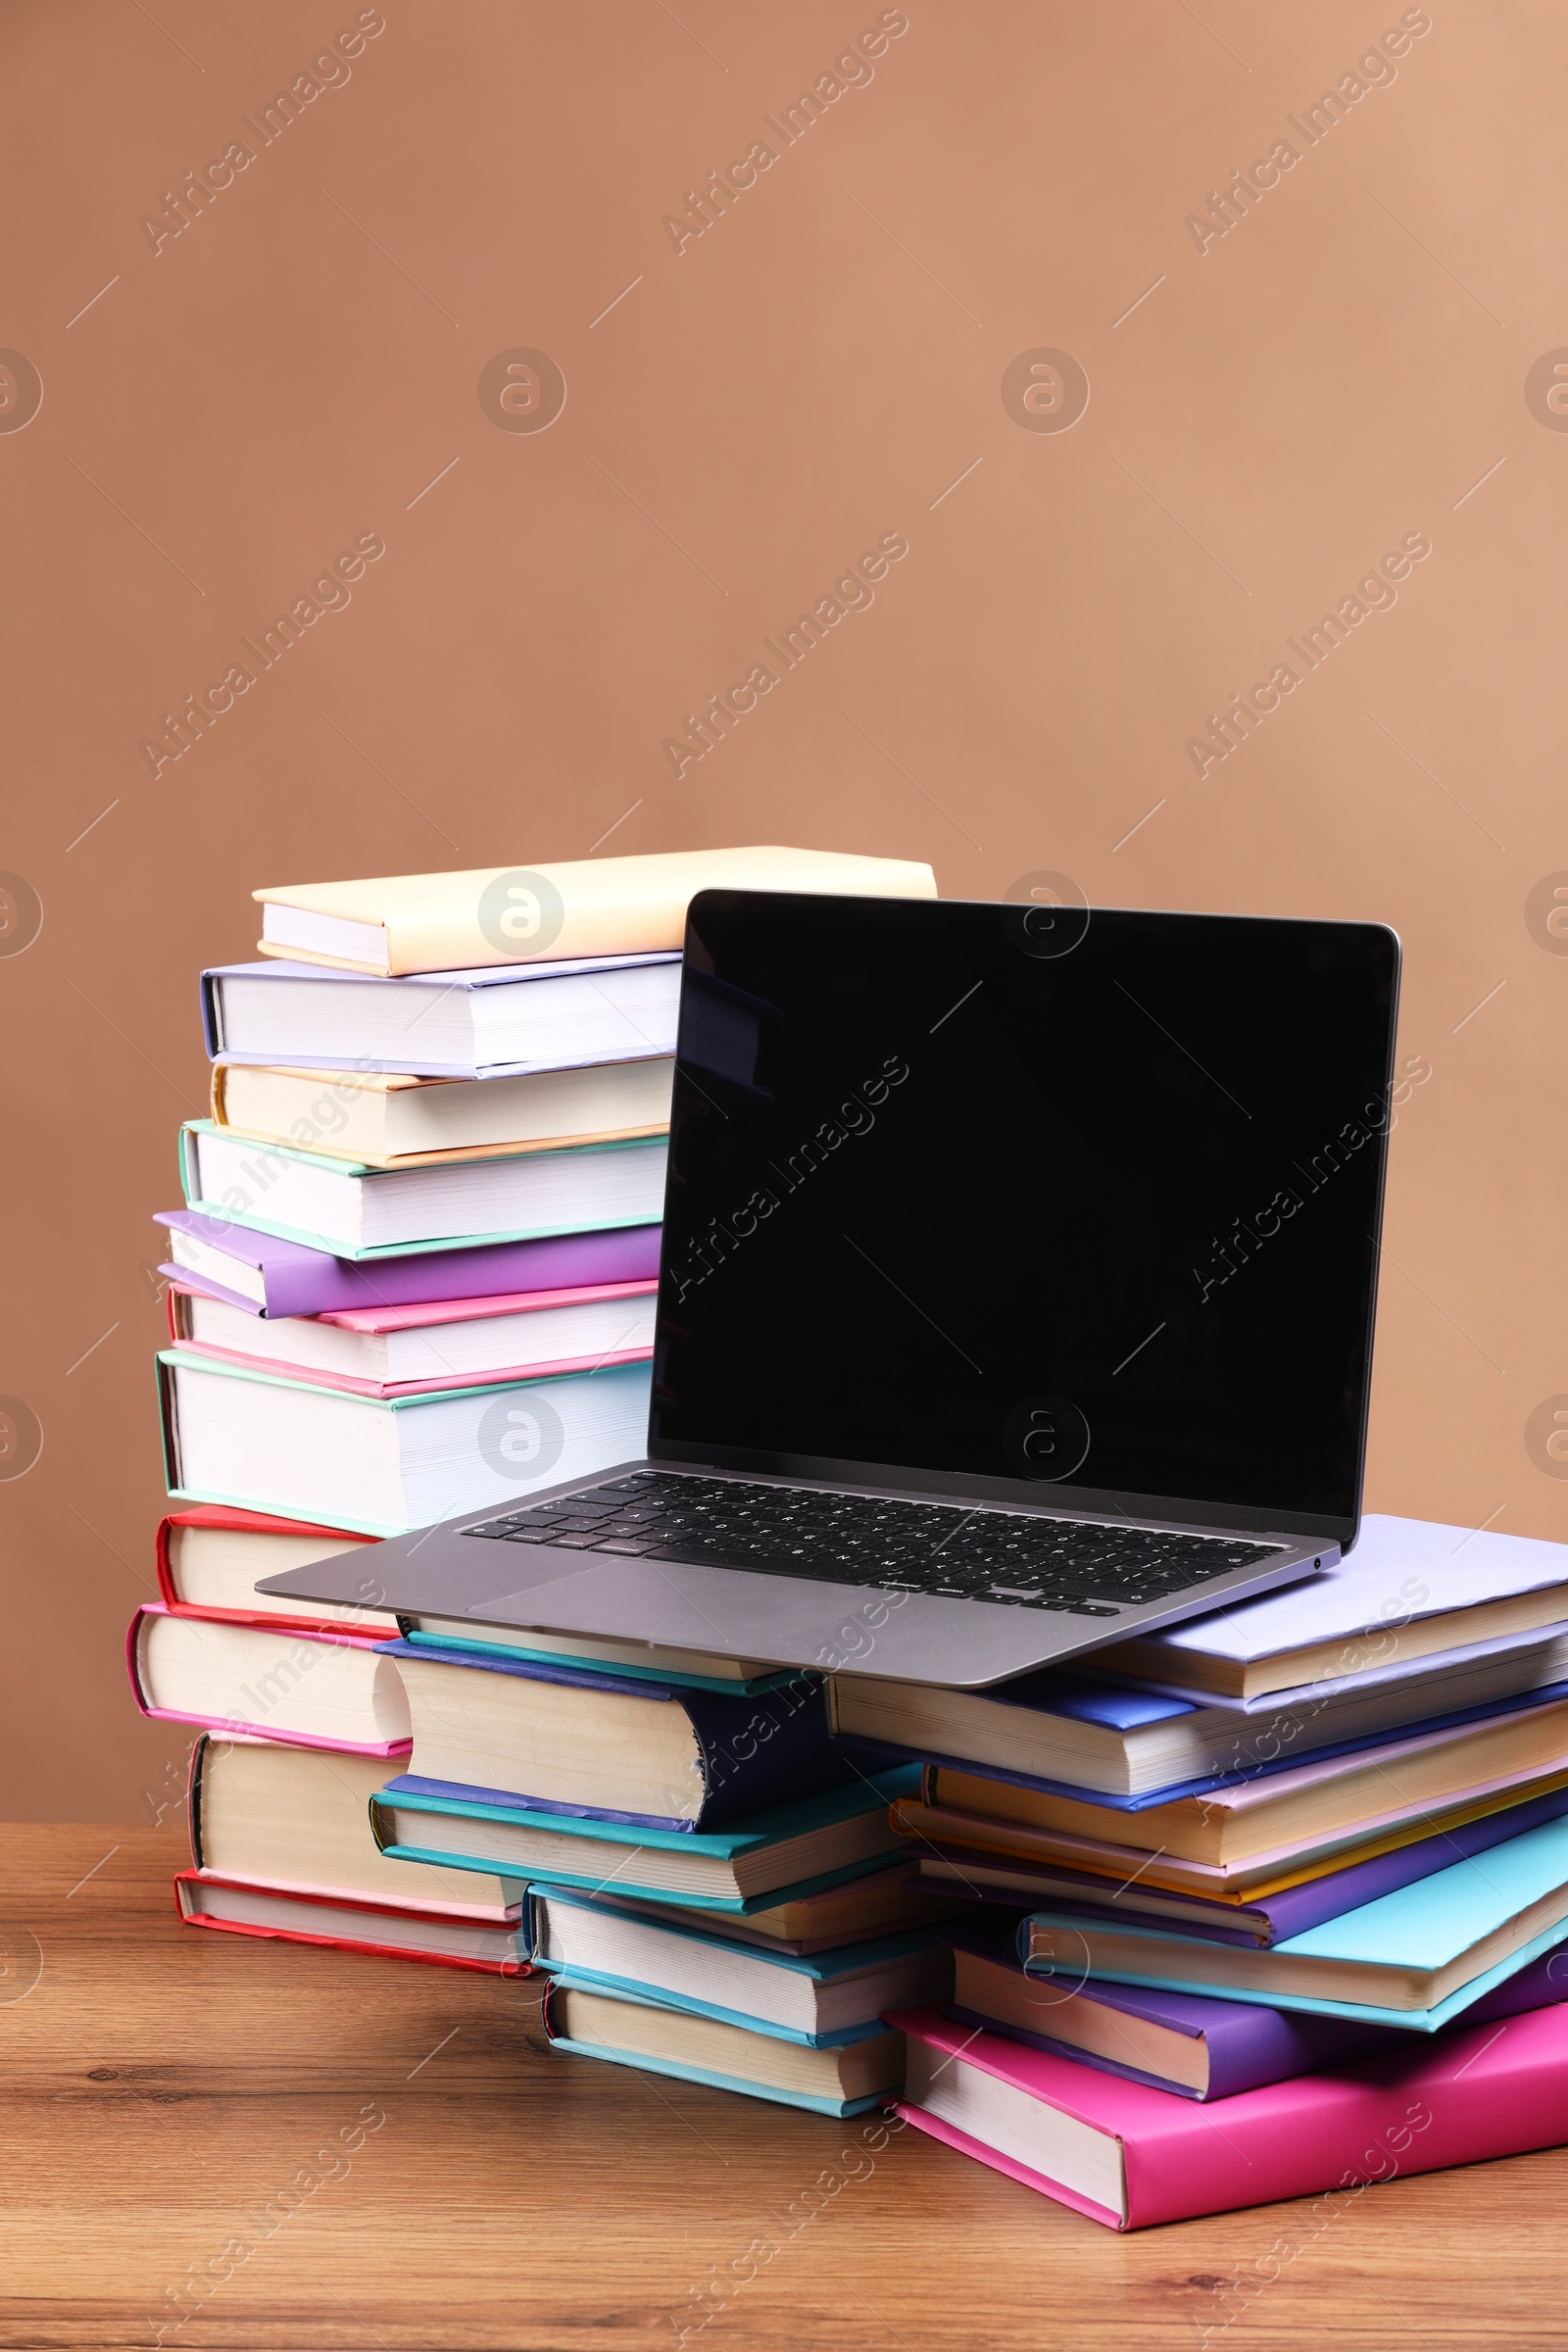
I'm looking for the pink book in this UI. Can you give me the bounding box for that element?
[888,2003,1568,2230]
[126,1603,412,1758]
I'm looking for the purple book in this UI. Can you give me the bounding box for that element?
[931,1781,1568,1950]
[943,1917,1568,2100]
[155,1207,662,1320]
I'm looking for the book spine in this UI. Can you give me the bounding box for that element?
[686,1675,853,1829]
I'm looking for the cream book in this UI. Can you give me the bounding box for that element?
[253,846,938,976]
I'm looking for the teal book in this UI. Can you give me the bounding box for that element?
[177,1118,666,1260]
[529,1882,949,2045]
[371,1765,918,1913]
[540,1976,906,2116]
[1019,1814,1568,2031]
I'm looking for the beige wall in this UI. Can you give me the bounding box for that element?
[3,0,1564,1817]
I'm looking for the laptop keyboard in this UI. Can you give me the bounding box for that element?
[461,1472,1283,1617]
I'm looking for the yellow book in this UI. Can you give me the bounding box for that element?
[254,845,938,976]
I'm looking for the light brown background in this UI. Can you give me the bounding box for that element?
[3,0,1564,1818]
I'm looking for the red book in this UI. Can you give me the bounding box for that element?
[174,1871,530,1976]
[155,1503,390,1634]
[889,2002,1568,2230]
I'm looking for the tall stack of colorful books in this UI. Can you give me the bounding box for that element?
[848,1512,1568,2224]
[127,843,936,1982]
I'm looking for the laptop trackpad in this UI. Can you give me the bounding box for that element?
[471,1561,763,1655]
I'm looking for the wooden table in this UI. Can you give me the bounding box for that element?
[3,1827,1564,2350]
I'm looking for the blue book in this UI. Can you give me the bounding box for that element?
[1017,1814,1568,2031]
[539,1975,904,2117]
[379,1639,852,1830]
[371,1765,918,1912]
[528,1881,949,2046]
[945,1917,1568,2099]
[177,1118,666,1261]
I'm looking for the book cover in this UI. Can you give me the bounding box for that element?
[155,1207,662,1320]
[892,2000,1568,2230]
[377,1638,850,1829]
[945,1925,1568,2101]
[252,846,937,975]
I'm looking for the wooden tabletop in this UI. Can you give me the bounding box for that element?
[3,1827,1564,2351]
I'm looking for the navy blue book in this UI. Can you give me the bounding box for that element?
[378,1639,852,1831]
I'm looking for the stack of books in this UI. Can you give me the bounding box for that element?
[127,845,936,1978]
[368,1623,961,2111]
[855,1513,1568,2224]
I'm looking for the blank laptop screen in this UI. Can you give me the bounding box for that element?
[650,894,1399,1536]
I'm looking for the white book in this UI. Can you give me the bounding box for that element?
[171,1279,657,1395]
[1092,1515,1568,1702]
[160,1348,653,1536]
[180,1121,668,1257]
[203,955,681,1079]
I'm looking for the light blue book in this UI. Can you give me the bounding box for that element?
[1019,1814,1568,2031]
[177,1119,666,1260]
[529,1882,949,2045]
[371,1766,917,1913]
[540,1976,905,2117]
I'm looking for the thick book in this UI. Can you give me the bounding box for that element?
[177,1120,667,1258]
[542,1977,905,2117]
[529,1883,948,2044]
[203,954,681,1078]
[886,1686,1568,1865]
[832,1633,1568,1799]
[1018,1814,1568,2030]
[371,1765,917,1911]
[909,1780,1568,1947]
[552,1875,963,1958]
[253,846,937,976]
[128,1604,412,1753]
[944,1922,1568,2101]
[892,2000,1568,2230]
[189,1731,521,1912]
[175,1872,531,1975]
[156,1207,661,1319]
[212,1055,673,1169]
[156,1505,390,1633]
[158,1348,651,1536]
[168,1277,656,1398]
[1089,1512,1568,1703]
[379,1640,849,1830]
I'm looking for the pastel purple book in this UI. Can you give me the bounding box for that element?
[155,1208,662,1320]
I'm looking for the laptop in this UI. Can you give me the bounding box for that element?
[259,891,1400,1688]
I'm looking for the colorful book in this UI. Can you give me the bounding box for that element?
[189,1732,520,1912]
[557,1874,963,1957]
[915,1780,1568,1946]
[203,954,681,1078]
[1090,1512,1568,1703]
[944,1921,1568,2101]
[156,1208,662,1320]
[177,1121,667,1258]
[175,1873,530,1975]
[529,1882,949,2044]
[1017,1813,1568,2030]
[889,1686,1568,1864]
[543,1977,905,2117]
[128,1604,411,1754]
[394,1621,781,1693]
[157,1349,651,1536]
[894,2000,1568,2229]
[832,1637,1568,1798]
[371,1765,917,1911]
[252,845,937,976]
[211,1055,672,1169]
[157,1504,389,1633]
[168,1276,657,1398]
[380,1640,849,1830]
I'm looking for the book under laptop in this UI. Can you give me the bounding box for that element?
[262,891,1399,1689]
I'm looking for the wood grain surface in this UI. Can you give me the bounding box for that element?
[1,1826,1561,2350]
